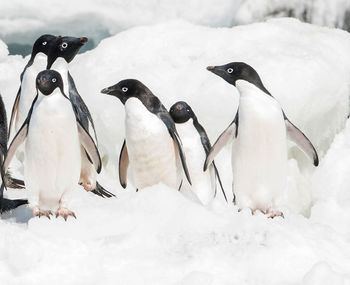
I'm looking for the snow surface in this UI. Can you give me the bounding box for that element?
[0,18,350,284]
[236,0,350,30]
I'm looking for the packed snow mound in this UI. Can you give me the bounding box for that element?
[236,0,350,31]
[69,18,350,168]
[0,19,350,284]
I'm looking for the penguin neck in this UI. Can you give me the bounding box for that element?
[50,57,69,75]
[30,52,47,70]
[236,79,271,98]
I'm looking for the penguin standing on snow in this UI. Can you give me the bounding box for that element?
[46,36,114,198]
[8,34,57,138]
[205,62,318,217]
[0,93,27,213]
[3,70,102,220]
[169,101,227,205]
[101,79,192,191]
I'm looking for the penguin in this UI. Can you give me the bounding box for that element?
[101,79,192,191]
[46,36,114,198]
[3,70,102,220]
[169,101,227,205]
[8,34,57,139]
[0,93,27,213]
[205,62,319,217]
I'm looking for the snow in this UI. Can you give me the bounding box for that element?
[0,0,242,51]
[0,18,350,284]
[236,0,350,30]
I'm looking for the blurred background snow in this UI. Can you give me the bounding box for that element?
[1,0,350,56]
[1,1,350,285]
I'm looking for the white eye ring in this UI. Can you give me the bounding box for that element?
[52,78,57,83]
[61,42,68,49]
[227,68,234,73]
[42,41,47,46]
[122,87,128,92]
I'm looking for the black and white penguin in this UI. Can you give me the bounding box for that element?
[0,93,27,213]
[3,70,102,220]
[46,36,114,198]
[8,34,57,138]
[169,101,227,205]
[205,62,319,217]
[101,79,192,190]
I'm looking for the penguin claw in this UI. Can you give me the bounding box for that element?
[265,209,284,219]
[33,208,52,219]
[55,208,76,221]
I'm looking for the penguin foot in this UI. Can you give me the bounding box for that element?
[79,181,93,191]
[33,207,53,219]
[265,209,284,219]
[55,207,76,221]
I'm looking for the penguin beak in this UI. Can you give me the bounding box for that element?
[101,86,116,95]
[80,37,88,45]
[206,65,227,78]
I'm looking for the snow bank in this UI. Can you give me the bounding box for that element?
[0,19,350,284]
[236,0,350,31]
[70,18,350,170]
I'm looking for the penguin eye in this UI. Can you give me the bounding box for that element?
[42,41,47,46]
[227,68,234,74]
[187,109,190,112]
[52,78,57,83]
[122,87,128,92]
[61,42,68,49]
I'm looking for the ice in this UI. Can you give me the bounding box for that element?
[0,18,350,284]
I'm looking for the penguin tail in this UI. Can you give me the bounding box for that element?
[5,172,25,189]
[91,181,116,198]
[0,198,28,213]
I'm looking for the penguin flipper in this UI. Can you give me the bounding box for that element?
[119,140,129,189]
[158,113,192,185]
[8,87,21,140]
[204,113,238,171]
[284,115,319,166]
[68,72,97,143]
[77,121,102,174]
[212,161,227,202]
[91,181,116,198]
[3,122,28,174]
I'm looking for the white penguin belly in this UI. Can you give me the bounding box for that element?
[233,81,287,211]
[50,59,97,189]
[16,53,47,132]
[25,90,81,209]
[125,98,180,189]
[176,121,214,205]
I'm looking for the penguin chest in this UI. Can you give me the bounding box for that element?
[175,121,214,204]
[233,81,287,209]
[17,53,47,130]
[124,98,179,189]
[25,91,81,203]
[50,59,69,95]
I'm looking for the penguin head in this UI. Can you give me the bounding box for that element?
[31,34,57,57]
[101,79,152,105]
[36,70,64,96]
[207,62,264,87]
[47,36,88,68]
[169,101,195,123]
